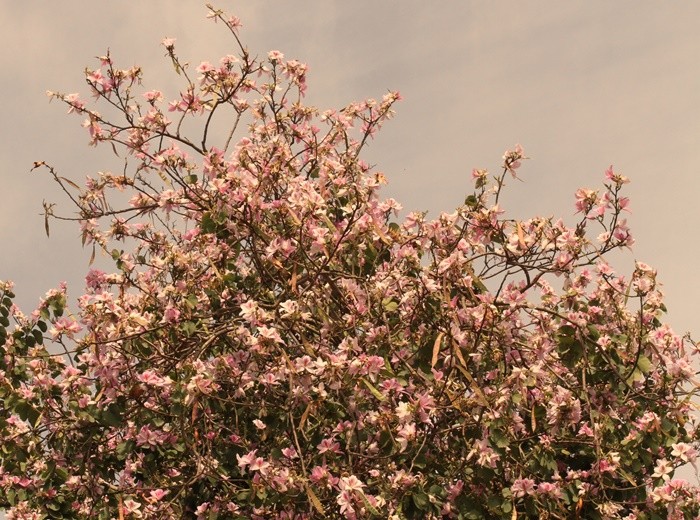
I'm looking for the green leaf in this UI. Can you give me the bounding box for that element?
[54,466,69,483]
[626,368,644,384]
[49,295,66,317]
[429,484,445,498]
[181,321,197,336]
[661,417,677,435]
[361,378,387,401]
[486,494,501,512]
[412,447,428,469]
[586,324,600,341]
[199,211,217,233]
[636,355,652,374]
[412,491,429,511]
[236,489,252,502]
[378,429,396,455]
[100,403,124,427]
[16,400,40,425]
[23,333,36,348]
[116,440,135,459]
[491,429,509,448]
[382,297,398,312]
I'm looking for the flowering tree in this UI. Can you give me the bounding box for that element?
[1,6,699,519]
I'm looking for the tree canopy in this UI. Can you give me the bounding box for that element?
[1,6,698,519]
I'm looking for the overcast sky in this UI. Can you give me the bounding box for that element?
[0,1,699,498]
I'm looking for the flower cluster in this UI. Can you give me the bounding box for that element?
[4,6,699,519]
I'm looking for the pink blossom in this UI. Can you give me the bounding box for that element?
[226,16,242,31]
[195,502,209,518]
[249,456,270,473]
[511,478,536,498]
[86,69,104,86]
[309,465,332,484]
[257,325,284,344]
[577,423,595,437]
[196,61,215,74]
[236,449,257,472]
[337,489,355,516]
[317,438,341,455]
[339,475,365,492]
[64,93,85,114]
[148,489,168,502]
[138,370,172,388]
[136,425,166,448]
[502,143,526,176]
[653,458,673,482]
[143,90,163,103]
[268,50,285,63]
[604,165,629,185]
[281,447,298,459]
[671,442,697,463]
[49,316,82,339]
[122,498,142,517]
[162,305,181,323]
[536,482,561,498]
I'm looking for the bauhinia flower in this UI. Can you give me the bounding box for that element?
[1,5,697,520]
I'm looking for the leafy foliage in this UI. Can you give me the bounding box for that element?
[2,5,699,519]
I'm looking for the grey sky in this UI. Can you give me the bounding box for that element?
[0,1,698,506]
